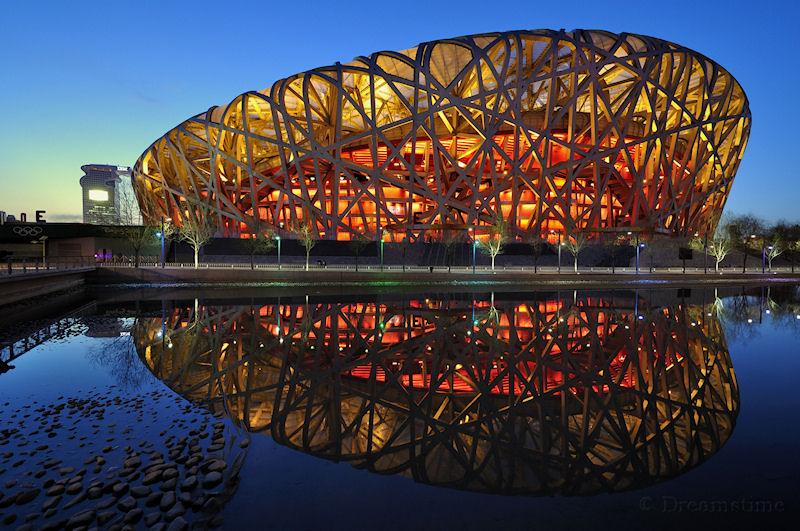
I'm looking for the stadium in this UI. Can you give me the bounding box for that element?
[132,29,750,244]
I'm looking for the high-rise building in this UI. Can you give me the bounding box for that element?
[80,164,131,225]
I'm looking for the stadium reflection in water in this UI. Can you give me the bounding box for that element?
[134,292,738,496]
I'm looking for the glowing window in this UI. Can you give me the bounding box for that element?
[88,189,109,202]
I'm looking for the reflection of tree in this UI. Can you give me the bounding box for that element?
[87,318,152,390]
[133,293,739,496]
[712,291,763,344]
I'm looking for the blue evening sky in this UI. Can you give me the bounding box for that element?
[0,0,797,222]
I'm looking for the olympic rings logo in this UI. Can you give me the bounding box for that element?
[12,226,43,237]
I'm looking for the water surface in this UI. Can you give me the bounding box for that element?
[1,285,798,529]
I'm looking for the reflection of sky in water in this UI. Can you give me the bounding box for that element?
[0,289,798,530]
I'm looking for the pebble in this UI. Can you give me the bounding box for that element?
[205,459,226,473]
[66,508,95,528]
[164,502,185,522]
[42,495,61,511]
[179,476,197,491]
[144,491,162,507]
[45,484,64,496]
[167,516,188,531]
[117,495,136,512]
[130,485,151,498]
[159,491,176,511]
[111,482,129,497]
[96,510,116,526]
[202,472,222,488]
[123,508,143,524]
[144,512,162,526]
[15,489,40,505]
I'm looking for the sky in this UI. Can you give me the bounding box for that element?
[0,0,797,222]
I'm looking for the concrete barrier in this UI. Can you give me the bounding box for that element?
[0,268,95,307]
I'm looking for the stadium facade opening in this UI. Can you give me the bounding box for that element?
[132,29,750,243]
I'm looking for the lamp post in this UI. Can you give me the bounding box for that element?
[468,228,476,273]
[275,235,281,269]
[550,230,562,273]
[557,233,562,273]
[159,216,171,268]
[379,227,384,271]
[627,231,641,274]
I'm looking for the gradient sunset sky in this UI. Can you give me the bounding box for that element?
[1,0,797,222]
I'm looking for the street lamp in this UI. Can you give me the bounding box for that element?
[550,230,562,273]
[379,227,384,271]
[468,227,476,273]
[159,216,171,268]
[275,235,281,269]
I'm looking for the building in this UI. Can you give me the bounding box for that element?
[80,164,131,225]
[0,222,159,263]
[132,29,750,244]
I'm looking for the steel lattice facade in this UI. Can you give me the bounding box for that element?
[132,29,750,242]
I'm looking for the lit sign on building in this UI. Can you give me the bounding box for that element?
[88,189,110,202]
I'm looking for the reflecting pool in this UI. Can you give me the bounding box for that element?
[1,286,798,529]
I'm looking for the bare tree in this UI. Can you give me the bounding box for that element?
[179,204,217,268]
[108,183,158,267]
[690,216,736,272]
[294,220,317,271]
[724,214,764,273]
[524,233,545,273]
[349,233,370,271]
[244,222,276,270]
[690,231,733,272]
[441,226,463,272]
[563,226,588,272]
[478,215,509,271]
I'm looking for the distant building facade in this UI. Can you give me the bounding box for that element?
[80,164,131,225]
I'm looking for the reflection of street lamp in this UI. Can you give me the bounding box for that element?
[275,235,281,269]
[468,227,476,273]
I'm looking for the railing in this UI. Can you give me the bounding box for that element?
[94,261,800,275]
[2,259,96,278]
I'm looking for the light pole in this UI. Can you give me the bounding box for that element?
[557,233,562,273]
[159,216,171,268]
[626,231,641,274]
[468,227,476,273]
[275,235,281,269]
[379,227,384,271]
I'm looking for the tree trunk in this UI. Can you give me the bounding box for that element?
[715,258,720,272]
[355,253,359,272]
[573,255,578,272]
[491,254,495,271]
[135,250,140,269]
[742,250,747,273]
[305,250,310,271]
[250,252,255,270]
[534,255,538,274]
[194,247,199,269]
